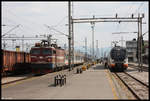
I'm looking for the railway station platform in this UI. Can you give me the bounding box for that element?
[2,64,130,99]
[49,64,116,99]
[1,74,33,85]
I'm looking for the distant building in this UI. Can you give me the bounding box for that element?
[126,39,149,63]
[126,39,137,62]
[142,40,149,64]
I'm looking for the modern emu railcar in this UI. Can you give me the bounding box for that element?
[107,46,128,72]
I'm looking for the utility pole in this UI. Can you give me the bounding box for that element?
[12,39,16,50]
[71,17,74,69]
[96,40,98,59]
[138,13,144,72]
[47,34,52,45]
[22,35,24,52]
[71,2,74,69]
[3,41,6,50]
[137,13,141,72]
[90,44,92,58]
[101,48,103,58]
[85,37,87,62]
[26,43,29,52]
[91,15,95,61]
[68,1,71,71]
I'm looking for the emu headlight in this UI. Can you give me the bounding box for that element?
[111,59,115,63]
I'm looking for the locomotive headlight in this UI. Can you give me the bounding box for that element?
[110,64,115,67]
[47,58,51,62]
[39,56,43,59]
[111,59,115,63]
[123,64,128,67]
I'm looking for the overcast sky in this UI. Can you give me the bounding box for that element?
[2,1,149,56]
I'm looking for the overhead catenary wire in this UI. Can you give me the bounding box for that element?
[3,6,68,38]
[2,24,21,37]
[2,5,68,51]
[44,24,69,37]
[115,2,135,31]
[2,6,47,35]
[118,2,145,32]
[44,24,86,50]
[52,16,68,27]
[114,2,146,47]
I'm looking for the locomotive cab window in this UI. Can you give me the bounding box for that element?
[42,49,52,55]
[30,49,40,55]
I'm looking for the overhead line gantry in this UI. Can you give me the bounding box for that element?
[69,12,144,72]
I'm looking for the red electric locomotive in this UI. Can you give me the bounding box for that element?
[30,40,65,75]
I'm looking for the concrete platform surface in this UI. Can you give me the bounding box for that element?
[2,64,126,99]
[45,64,118,99]
[1,74,33,85]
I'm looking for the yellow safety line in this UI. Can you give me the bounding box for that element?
[105,70,118,99]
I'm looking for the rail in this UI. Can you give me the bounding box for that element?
[128,63,148,72]
[114,72,149,100]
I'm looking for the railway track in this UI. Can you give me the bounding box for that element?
[128,64,148,72]
[114,71,149,100]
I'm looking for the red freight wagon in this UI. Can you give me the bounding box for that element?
[2,50,31,76]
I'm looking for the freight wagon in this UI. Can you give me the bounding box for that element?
[2,50,31,76]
